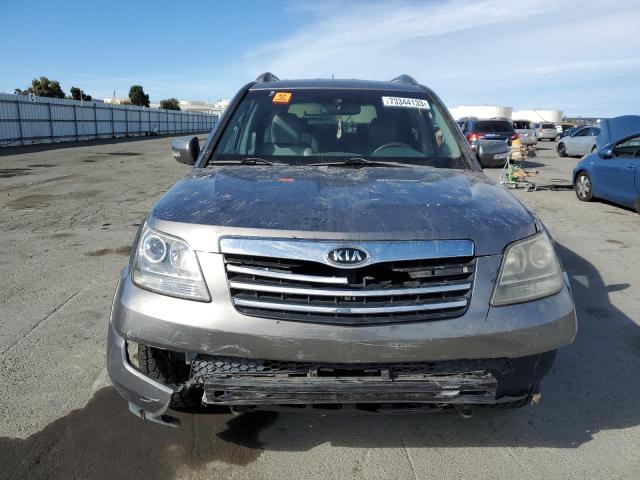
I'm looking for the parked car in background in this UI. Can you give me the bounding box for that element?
[534,122,558,141]
[512,120,537,146]
[457,117,514,167]
[557,126,601,157]
[573,115,640,210]
[558,125,582,139]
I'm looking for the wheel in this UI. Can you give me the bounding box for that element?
[575,171,593,202]
[138,344,203,410]
[557,142,567,157]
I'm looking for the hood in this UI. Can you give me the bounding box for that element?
[597,115,640,148]
[151,165,536,256]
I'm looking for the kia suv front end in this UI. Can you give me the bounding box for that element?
[107,74,577,425]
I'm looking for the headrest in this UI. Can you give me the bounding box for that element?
[269,113,302,145]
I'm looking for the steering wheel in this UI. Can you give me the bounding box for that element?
[372,142,414,154]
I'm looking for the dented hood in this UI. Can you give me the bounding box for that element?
[151,165,536,256]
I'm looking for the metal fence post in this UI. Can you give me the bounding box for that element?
[111,106,115,138]
[15,99,24,146]
[73,103,78,141]
[94,103,98,139]
[47,102,54,143]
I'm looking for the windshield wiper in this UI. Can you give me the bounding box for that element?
[308,157,409,168]
[208,157,276,166]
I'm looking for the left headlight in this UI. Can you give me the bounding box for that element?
[491,232,563,307]
[132,226,211,302]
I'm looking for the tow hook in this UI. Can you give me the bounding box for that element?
[129,402,180,427]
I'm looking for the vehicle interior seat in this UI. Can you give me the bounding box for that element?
[260,113,315,156]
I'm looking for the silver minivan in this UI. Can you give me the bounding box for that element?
[534,122,559,141]
[533,122,558,141]
[512,120,537,146]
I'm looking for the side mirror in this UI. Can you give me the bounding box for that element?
[598,148,613,159]
[171,136,200,165]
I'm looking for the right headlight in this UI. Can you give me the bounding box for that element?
[132,226,210,302]
[491,232,563,306]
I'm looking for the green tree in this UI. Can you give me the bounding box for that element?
[15,76,65,98]
[159,98,180,110]
[70,86,92,101]
[128,85,150,107]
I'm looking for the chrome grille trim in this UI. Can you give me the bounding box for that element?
[229,281,472,297]
[220,237,474,268]
[234,298,469,314]
[227,264,349,285]
[223,239,476,325]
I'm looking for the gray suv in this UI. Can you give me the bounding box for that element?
[107,73,577,426]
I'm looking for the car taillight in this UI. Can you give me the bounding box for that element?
[511,133,519,140]
[466,133,484,141]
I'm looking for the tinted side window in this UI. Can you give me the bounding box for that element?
[574,128,589,137]
[474,121,515,133]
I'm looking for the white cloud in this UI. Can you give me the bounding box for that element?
[240,0,640,116]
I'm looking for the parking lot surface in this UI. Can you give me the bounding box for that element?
[1,137,639,480]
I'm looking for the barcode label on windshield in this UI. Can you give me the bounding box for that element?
[382,96,430,109]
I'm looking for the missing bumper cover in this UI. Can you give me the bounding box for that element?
[191,355,515,406]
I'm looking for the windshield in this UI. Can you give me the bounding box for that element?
[541,123,555,129]
[513,121,531,129]
[210,88,469,169]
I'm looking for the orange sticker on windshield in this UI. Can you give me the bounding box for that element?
[272,92,292,104]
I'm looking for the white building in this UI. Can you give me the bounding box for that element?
[449,105,512,120]
[104,97,130,105]
[448,105,563,124]
[511,109,563,124]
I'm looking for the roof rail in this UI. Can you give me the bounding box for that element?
[255,72,280,83]
[390,74,418,85]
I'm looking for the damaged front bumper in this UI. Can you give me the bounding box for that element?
[192,355,539,407]
[106,322,178,426]
[107,253,575,425]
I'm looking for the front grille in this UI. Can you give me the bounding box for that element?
[190,355,513,383]
[224,252,475,325]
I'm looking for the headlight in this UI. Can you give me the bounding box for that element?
[132,226,210,302]
[491,232,563,306]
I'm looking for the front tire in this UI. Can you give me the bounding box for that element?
[138,344,203,410]
[557,142,567,157]
[575,171,594,201]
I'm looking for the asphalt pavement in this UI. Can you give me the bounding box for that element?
[1,137,639,480]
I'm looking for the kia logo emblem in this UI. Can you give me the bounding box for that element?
[326,247,369,267]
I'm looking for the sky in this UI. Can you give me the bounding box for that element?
[1,0,639,117]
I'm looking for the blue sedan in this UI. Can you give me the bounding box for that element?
[573,116,640,211]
